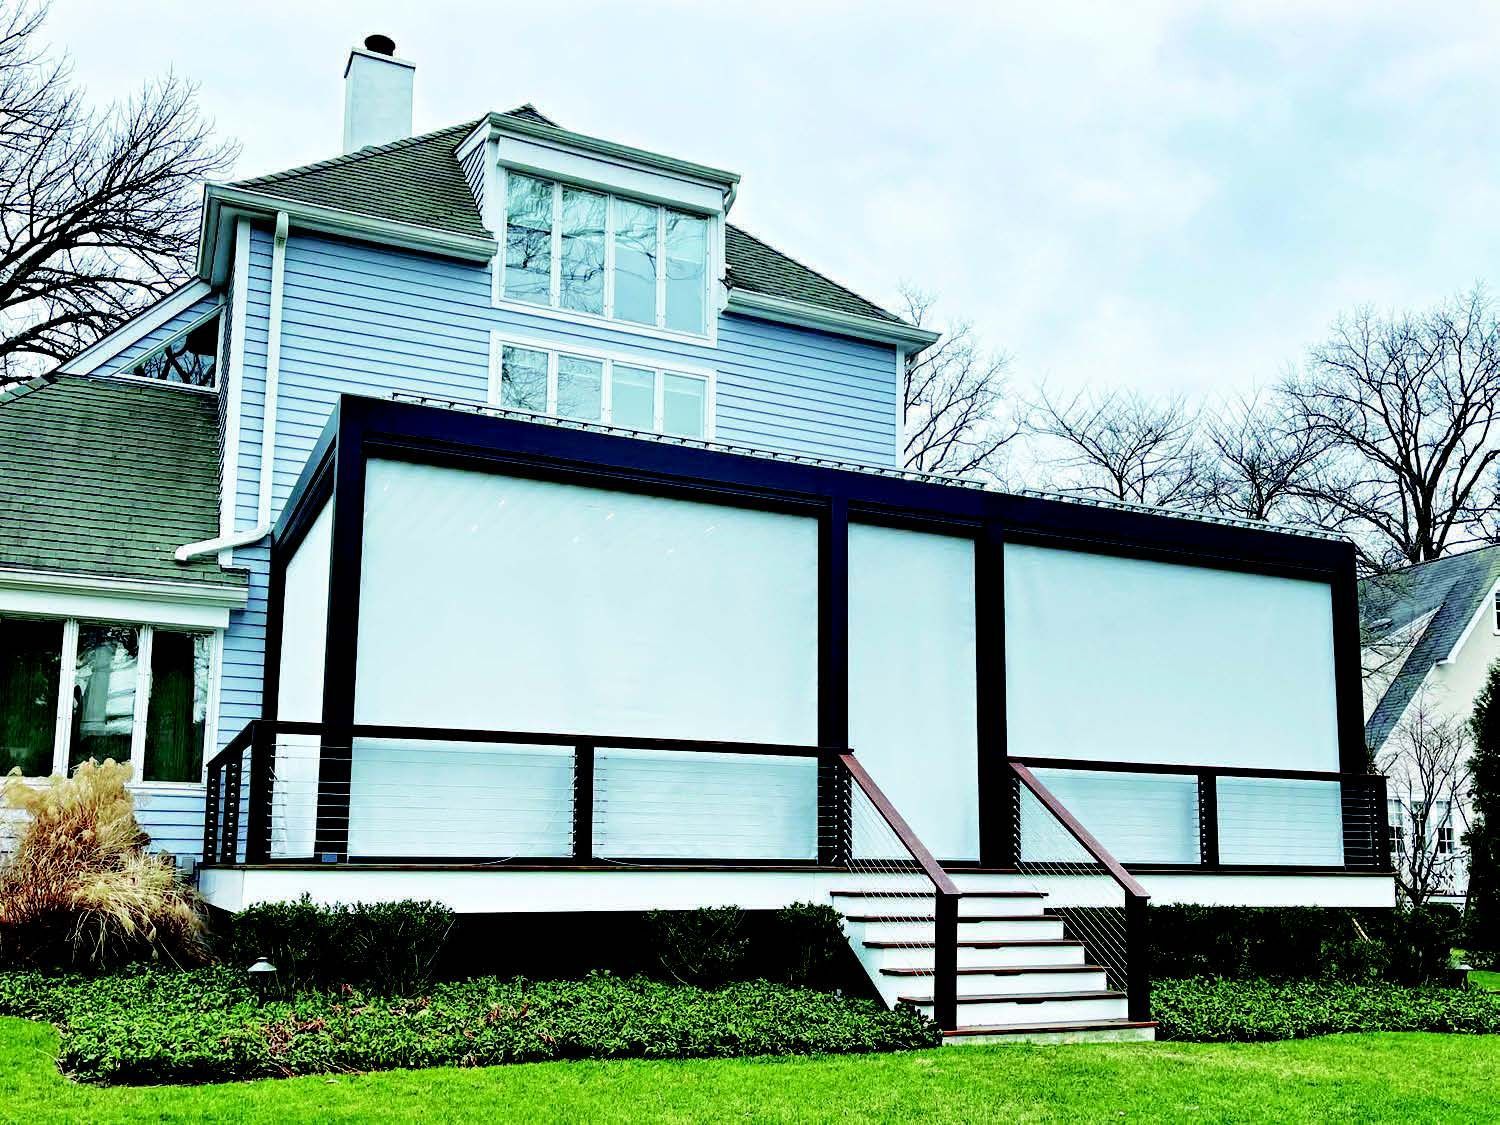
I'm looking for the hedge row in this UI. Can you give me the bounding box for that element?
[0,968,939,1085]
[1153,977,1500,1042]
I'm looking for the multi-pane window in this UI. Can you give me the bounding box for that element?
[127,312,220,387]
[1434,800,1454,855]
[502,173,712,336]
[496,341,709,439]
[0,615,214,782]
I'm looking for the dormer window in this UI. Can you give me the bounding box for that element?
[126,310,220,387]
[500,171,711,337]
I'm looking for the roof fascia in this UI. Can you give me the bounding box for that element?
[197,184,498,284]
[1438,575,1500,665]
[725,288,941,350]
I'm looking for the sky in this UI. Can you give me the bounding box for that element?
[40,1,1500,398]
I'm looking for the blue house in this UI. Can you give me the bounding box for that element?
[2,37,1394,1042]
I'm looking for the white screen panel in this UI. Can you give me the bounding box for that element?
[1027,769,1199,864]
[356,460,819,743]
[1004,543,1340,772]
[848,523,978,861]
[593,749,817,860]
[1218,777,1344,866]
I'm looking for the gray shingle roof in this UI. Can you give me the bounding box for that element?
[230,109,901,326]
[1360,545,1500,749]
[0,375,243,589]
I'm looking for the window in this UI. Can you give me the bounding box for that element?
[1388,799,1407,860]
[1493,588,1499,632]
[492,339,710,439]
[128,312,220,387]
[0,615,215,782]
[1434,800,1454,855]
[502,172,712,336]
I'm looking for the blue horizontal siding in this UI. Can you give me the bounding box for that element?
[99,292,220,377]
[134,786,206,867]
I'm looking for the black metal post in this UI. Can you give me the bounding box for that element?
[976,521,1010,867]
[818,750,852,866]
[573,743,595,862]
[244,721,274,865]
[933,890,959,1031]
[220,758,243,865]
[1197,771,1219,867]
[1125,893,1150,1022]
[817,499,849,866]
[201,762,220,865]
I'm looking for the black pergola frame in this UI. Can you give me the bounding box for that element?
[262,393,1372,867]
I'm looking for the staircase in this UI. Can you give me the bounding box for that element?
[832,885,1156,1043]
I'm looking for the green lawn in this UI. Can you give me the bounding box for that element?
[2,1018,1498,1123]
[1472,969,1500,991]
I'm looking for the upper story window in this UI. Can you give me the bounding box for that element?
[126,311,220,387]
[0,614,214,783]
[494,338,710,440]
[502,172,712,337]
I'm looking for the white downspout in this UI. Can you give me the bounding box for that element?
[177,211,288,563]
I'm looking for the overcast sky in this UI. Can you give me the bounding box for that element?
[42,1,1500,397]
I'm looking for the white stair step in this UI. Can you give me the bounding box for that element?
[846,916,1066,943]
[860,939,1086,971]
[831,890,1048,918]
[882,965,1110,997]
[912,992,1130,1028]
[942,1019,1157,1045]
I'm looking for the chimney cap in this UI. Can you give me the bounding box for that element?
[363,34,396,56]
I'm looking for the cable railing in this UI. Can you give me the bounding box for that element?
[1010,762,1150,1022]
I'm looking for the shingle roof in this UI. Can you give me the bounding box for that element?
[0,375,244,589]
[1360,545,1500,749]
[230,108,901,326]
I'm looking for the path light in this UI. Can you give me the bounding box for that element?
[247,957,278,1002]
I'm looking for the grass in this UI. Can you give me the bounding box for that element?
[3,1018,1499,1123]
[1471,969,1500,991]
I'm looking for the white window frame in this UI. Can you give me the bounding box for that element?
[105,306,224,394]
[493,167,720,347]
[10,614,222,787]
[488,331,716,441]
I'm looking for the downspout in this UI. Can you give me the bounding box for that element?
[177,211,288,562]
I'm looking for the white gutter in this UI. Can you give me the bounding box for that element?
[176,212,289,563]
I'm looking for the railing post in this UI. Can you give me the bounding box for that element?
[818,750,851,866]
[1125,892,1150,1022]
[1197,771,1219,868]
[573,743,595,862]
[933,889,959,1032]
[201,762,220,865]
[244,722,274,865]
[219,757,243,865]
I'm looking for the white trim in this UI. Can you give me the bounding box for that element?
[0,567,247,612]
[893,346,907,469]
[489,329,715,440]
[258,212,289,525]
[132,626,154,769]
[724,288,940,349]
[52,619,78,775]
[492,296,720,349]
[219,220,252,567]
[1438,576,1500,664]
[58,280,215,375]
[198,186,497,285]
[94,303,225,392]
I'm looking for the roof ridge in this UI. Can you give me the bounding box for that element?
[726,223,899,324]
[1364,541,1500,580]
[234,118,481,189]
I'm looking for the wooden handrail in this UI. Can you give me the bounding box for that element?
[1011,754,1377,786]
[1011,762,1149,900]
[839,752,959,897]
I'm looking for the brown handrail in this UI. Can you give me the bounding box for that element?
[840,752,959,897]
[1012,763,1148,898]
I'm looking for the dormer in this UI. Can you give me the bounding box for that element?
[457,111,740,344]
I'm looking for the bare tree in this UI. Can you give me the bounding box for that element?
[1027,386,1209,508]
[1379,689,1472,908]
[899,286,1020,480]
[0,1,237,380]
[1282,287,1500,570]
[1200,389,1325,523]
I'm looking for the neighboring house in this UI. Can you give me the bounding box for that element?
[1361,545,1500,901]
[0,37,1393,1041]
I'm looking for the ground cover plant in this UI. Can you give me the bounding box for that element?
[1153,977,1500,1042]
[0,967,938,1084]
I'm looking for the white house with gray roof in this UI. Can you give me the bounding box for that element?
[0,36,1396,1042]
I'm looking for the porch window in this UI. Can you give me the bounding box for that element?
[0,614,215,781]
[502,172,712,337]
[127,311,220,387]
[0,617,62,776]
[493,339,710,440]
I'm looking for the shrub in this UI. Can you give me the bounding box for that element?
[1153,976,1500,1041]
[0,761,207,971]
[0,967,939,1084]
[646,906,751,987]
[1148,905,1457,984]
[769,903,848,988]
[216,896,454,996]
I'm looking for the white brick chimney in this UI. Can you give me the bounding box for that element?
[342,34,413,153]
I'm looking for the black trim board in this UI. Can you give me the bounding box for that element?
[266,393,1372,864]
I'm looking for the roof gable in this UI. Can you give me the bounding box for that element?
[1360,544,1500,748]
[0,376,241,588]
